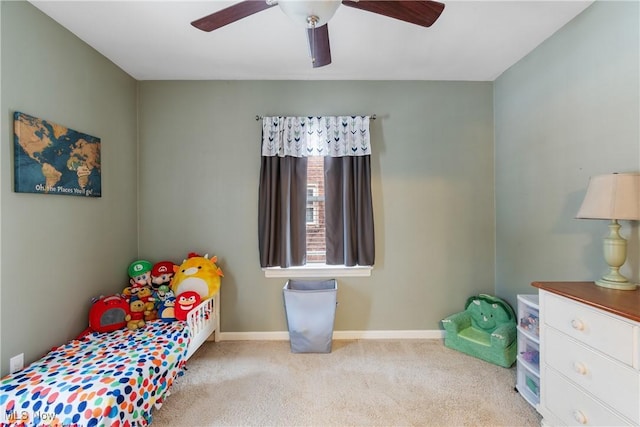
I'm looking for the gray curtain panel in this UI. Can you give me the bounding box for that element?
[324,155,375,266]
[258,155,308,268]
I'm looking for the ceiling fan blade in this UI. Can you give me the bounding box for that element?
[341,1,445,27]
[307,24,331,68]
[191,1,276,32]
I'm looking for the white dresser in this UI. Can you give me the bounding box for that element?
[533,282,640,427]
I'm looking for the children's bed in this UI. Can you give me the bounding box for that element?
[0,294,219,427]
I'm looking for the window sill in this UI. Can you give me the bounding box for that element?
[263,264,372,278]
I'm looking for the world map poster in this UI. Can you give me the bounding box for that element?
[14,112,101,197]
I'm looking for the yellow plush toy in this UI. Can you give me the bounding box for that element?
[125,297,146,330]
[171,252,223,300]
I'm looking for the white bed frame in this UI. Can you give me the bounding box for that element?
[184,292,220,360]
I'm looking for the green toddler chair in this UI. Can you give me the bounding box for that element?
[441,294,517,368]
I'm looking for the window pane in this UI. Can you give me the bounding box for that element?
[306,156,325,263]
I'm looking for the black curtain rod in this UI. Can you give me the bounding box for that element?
[256,115,376,121]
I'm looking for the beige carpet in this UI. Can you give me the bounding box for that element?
[153,339,542,426]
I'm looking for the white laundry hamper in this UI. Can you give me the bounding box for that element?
[283,279,337,353]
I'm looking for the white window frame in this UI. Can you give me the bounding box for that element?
[263,264,372,278]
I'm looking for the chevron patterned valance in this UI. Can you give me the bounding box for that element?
[262,116,371,157]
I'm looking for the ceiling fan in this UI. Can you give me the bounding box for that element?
[191,0,445,68]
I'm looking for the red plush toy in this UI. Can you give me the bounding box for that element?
[151,260,176,290]
[174,291,201,321]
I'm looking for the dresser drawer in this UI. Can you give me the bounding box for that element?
[543,292,635,366]
[545,327,639,423]
[544,366,633,426]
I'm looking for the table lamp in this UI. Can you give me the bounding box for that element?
[576,173,640,290]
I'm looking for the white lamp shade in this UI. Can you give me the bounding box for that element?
[278,0,341,27]
[576,173,640,220]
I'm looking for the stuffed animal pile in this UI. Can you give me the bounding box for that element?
[121,253,223,330]
[82,252,223,335]
[123,259,172,328]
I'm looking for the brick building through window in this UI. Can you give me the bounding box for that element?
[306,156,325,263]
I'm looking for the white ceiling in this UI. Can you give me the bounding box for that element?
[30,0,594,81]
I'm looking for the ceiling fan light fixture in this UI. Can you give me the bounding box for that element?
[191,0,445,68]
[277,0,342,28]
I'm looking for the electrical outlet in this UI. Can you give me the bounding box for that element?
[9,353,24,374]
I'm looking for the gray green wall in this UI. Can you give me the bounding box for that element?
[137,81,495,333]
[0,1,138,376]
[494,0,640,306]
[1,0,638,377]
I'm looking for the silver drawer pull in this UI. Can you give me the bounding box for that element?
[572,361,588,375]
[571,318,585,331]
[573,410,588,425]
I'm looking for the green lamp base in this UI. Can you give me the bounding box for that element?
[595,278,638,291]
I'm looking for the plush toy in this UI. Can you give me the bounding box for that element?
[136,286,157,321]
[151,260,176,290]
[125,296,146,330]
[171,253,223,301]
[152,285,174,321]
[128,259,153,288]
[466,294,514,332]
[121,285,140,301]
[442,294,517,368]
[153,285,175,307]
[158,295,177,322]
[174,291,201,321]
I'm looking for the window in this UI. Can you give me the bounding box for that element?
[258,116,375,277]
[306,157,325,263]
[306,185,319,225]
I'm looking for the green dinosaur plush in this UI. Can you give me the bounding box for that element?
[442,294,517,368]
[466,294,514,332]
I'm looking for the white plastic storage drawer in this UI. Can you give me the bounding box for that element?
[517,333,540,374]
[517,360,540,407]
[518,294,539,338]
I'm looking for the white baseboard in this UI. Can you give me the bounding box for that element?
[221,331,290,341]
[335,330,445,340]
[219,330,445,341]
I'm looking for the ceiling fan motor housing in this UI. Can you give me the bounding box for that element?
[277,0,342,28]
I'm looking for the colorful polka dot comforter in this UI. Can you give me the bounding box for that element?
[0,320,190,427]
